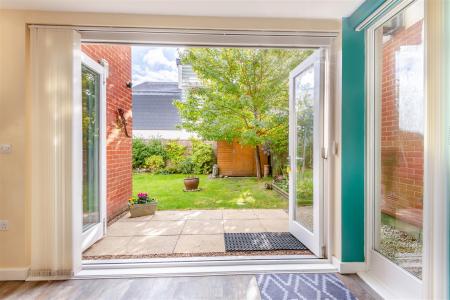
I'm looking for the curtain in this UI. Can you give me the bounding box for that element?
[29,28,81,279]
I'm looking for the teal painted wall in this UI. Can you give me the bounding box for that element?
[444,1,450,295]
[341,0,385,262]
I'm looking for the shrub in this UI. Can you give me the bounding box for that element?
[147,139,168,159]
[165,141,186,173]
[132,138,167,169]
[143,155,165,173]
[132,138,151,169]
[191,140,215,174]
[180,157,195,174]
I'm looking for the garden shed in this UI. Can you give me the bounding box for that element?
[216,140,269,177]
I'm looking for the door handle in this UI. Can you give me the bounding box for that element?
[321,147,328,159]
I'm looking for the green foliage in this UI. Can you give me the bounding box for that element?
[191,140,215,174]
[132,138,150,169]
[143,155,165,173]
[180,157,195,174]
[165,141,187,173]
[147,139,168,160]
[174,48,313,176]
[273,169,313,206]
[132,138,167,169]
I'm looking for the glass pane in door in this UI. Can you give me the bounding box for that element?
[82,65,101,231]
[294,65,315,232]
[374,0,424,279]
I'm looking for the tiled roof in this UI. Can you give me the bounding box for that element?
[132,82,182,130]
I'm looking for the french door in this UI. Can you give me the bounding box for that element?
[81,53,107,251]
[288,50,325,257]
[366,0,425,297]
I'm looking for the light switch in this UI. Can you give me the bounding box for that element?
[0,144,12,154]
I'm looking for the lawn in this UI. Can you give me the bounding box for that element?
[133,173,287,210]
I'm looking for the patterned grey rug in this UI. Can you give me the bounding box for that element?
[257,273,357,300]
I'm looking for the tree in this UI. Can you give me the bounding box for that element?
[175,48,312,178]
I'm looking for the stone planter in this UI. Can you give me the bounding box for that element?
[184,177,200,191]
[129,201,157,218]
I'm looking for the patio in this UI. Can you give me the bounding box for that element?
[83,209,312,259]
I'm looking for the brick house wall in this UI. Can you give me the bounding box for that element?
[380,20,424,227]
[82,44,133,221]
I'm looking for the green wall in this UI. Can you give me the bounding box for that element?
[341,0,385,262]
[446,0,450,292]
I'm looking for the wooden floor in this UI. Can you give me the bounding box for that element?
[0,273,381,300]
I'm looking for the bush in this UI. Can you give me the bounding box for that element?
[147,139,168,159]
[180,157,194,174]
[132,138,167,169]
[165,141,186,173]
[191,140,215,174]
[132,138,151,169]
[143,155,165,173]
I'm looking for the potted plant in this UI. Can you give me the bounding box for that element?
[128,192,157,218]
[184,174,200,191]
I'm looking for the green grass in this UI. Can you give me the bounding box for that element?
[133,173,287,210]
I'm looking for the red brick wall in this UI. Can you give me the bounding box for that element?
[380,21,424,227]
[82,44,132,221]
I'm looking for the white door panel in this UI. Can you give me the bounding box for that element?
[81,53,107,252]
[288,50,325,257]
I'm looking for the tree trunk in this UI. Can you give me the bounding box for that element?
[254,145,262,179]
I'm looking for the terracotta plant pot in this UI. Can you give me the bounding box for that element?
[129,202,157,218]
[184,177,200,190]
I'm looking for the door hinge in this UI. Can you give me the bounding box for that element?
[103,218,107,233]
[322,245,327,257]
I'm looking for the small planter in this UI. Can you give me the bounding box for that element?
[129,201,158,218]
[184,177,200,191]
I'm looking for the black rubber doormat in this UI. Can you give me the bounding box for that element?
[224,232,307,251]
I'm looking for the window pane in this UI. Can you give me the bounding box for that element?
[294,66,315,232]
[374,0,424,279]
[82,65,101,231]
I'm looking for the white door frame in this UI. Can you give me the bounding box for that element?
[288,49,326,257]
[41,26,338,276]
[80,53,108,252]
[363,0,448,298]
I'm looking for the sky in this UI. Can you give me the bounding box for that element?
[132,46,181,85]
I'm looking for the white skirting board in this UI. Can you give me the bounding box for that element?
[0,268,29,281]
[331,256,367,274]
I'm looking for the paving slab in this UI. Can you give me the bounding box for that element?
[126,236,178,255]
[84,236,131,256]
[182,220,224,235]
[185,210,223,220]
[137,220,185,236]
[108,221,149,236]
[253,209,289,220]
[259,219,289,232]
[223,219,266,233]
[222,209,258,220]
[174,234,225,253]
[151,210,192,221]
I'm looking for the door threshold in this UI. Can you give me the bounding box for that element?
[77,255,336,279]
[83,254,316,265]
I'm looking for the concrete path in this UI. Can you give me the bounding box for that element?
[84,209,289,257]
